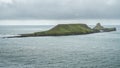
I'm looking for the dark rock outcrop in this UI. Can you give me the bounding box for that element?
[93,23,104,30]
[93,23,116,32]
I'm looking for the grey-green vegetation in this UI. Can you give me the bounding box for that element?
[6,23,116,38]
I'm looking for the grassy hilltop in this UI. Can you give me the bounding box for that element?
[6,23,116,38]
[20,24,94,37]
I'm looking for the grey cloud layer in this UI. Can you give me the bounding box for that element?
[0,0,120,19]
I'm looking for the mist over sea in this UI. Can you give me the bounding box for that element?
[0,21,120,68]
[0,19,120,25]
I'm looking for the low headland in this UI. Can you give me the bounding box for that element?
[6,23,116,38]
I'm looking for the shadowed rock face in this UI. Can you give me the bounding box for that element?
[5,23,116,38]
[93,23,116,32]
[93,23,104,30]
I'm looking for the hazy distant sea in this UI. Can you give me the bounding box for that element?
[0,25,120,68]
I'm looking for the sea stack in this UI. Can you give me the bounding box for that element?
[93,23,116,32]
[93,23,104,30]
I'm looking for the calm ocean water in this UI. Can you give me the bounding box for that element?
[0,25,120,68]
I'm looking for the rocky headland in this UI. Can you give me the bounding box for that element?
[6,23,116,38]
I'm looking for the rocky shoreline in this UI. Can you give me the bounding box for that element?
[6,23,116,38]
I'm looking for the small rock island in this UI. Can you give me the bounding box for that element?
[7,23,116,38]
[93,23,116,32]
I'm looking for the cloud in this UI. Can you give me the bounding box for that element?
[0,0,14,4]
[106,0,116,5]
[0,0,120,19]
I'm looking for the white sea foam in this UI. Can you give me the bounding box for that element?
[0,34,20,38]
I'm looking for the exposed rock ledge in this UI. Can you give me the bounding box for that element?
[6,23,116,38]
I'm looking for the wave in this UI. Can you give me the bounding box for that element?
[0,34,20,38]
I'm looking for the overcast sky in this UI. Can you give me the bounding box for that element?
[0,0,120,20]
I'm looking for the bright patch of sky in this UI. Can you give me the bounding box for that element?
[0,19,120,25]
[0,0,13,4]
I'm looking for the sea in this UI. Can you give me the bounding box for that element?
[0,25,120,68]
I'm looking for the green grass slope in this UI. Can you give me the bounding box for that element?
[21,24,94,37]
